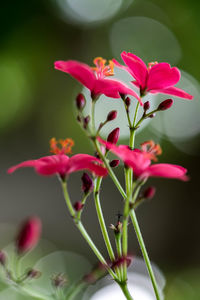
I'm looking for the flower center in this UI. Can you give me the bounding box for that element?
[140,140,162,161]
[50,138,74,155]
[147,61,158,71]
[92,57,114,79]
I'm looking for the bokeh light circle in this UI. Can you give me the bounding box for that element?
[110,17,182,64]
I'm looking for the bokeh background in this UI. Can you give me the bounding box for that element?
[0,0,200,299]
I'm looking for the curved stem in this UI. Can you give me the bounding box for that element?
[130,210,161,300]
[94,177,115,262]
[61,180,117,280]
[119,282,134,300]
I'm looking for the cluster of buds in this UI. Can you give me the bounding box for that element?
[52,273,68,288]
[142,99,173,121]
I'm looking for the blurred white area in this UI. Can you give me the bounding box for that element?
[84,257,165,300]
[110,16,182,64]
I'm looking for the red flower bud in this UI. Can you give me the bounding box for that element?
[107,110,117,121]
[143,186,156,199]
[125,97,131,108]
[157,99,173,111]
[143,101,150,112]
[76,93,86,111]
[149,113,156,118]
[16,217,41,255]
[83,116,90,129]
[109,159,120,168]
[81,172,93,194]
[74,201,84,212]
[0,250,6,266]
[107,128,120,145]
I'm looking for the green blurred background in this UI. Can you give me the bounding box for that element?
[0,0,200,299]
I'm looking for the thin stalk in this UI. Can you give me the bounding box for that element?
[61,180,117,280]
[76,193,88,220]
[66,281,86,300]
[91,99,96,135]
[130,210,161,300]
[119,282,134,300]
[130,102,140,149]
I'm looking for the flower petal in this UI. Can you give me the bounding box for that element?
[66,154,107,176]
[121,51,148,89]
[145,163,188,180]
[150,86,193,100]
[147,63,180,91]
[94,79,142,105]
[54,60,95,91]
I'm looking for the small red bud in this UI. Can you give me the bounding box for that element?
[149,113,156,118]
[157,99,173,111]
[16,217,41,255]
[125,97,131,108]
[81,173,93,194]
[0,250,6,266]
[83,116,90,129]
[74,201,84,212]
[76,93,86,111]
[107,110,117,121]
[143,186,156,199]
[109,159,120,168]
[107,128,120,145]
[143,101,150,112]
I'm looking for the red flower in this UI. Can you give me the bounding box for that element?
[98,138,188,181]
[8,138,107,178]
[16,217,41,254]
[113,51,193,100]
[54,57,142,104]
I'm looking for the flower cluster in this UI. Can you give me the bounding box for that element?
[7,51,193,300]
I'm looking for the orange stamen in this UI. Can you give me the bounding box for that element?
[147,61,158,70]
[141,140,162,161]
[92,57,114,78]
[50,138,74,155]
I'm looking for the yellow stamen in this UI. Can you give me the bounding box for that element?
[147,61,158,70]
[92,57,114,77]
[141,140,162,161]
[50,138,74,155]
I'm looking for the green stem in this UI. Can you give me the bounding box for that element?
[61,180,117,280]
[76,193,88,220]
[66,281,86,300]
[130,102,140,149]
[91,99,96,135]
[119,282,134,300]
[130,210,161,300]
[94,177,115,262]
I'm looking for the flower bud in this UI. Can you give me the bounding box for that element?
[149,113,156,118]
[0,250,6,266]
[106,110,117,122]
[27,269,41,279]
[107,128,120,145]
[157,99,173,111]
[76,93,86,111]
[143,186,156,199]
[16,217,41,255]
[125,97,131,108]
[109,159,120,168]
[83,116,90,129]
[52,273,67,288]
[81,172,93,194]
[74,201,84,212]
[143,101,150,112]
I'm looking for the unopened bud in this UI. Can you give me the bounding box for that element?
[52,273,67,288]
[109,159,120,168]
[107,110,117,121]
[81,173,93,194]
[143,101,150,112]
[0,251,6,266]
[76,94,86,111]
[149,113,156,118]
[143,186,156,199]
[16,217,41,255]
[125,97,131,108]
[157,99,173,111]
[74,201,84,212]
[83,116,90,129]
[107,128,120,145]
[27,269,41,279]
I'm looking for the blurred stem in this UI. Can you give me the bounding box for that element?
[66,281,86,300]
[119,282,134,300]
[61,180,117,280]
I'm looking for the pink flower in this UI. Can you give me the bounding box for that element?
[98,138,188,181]
[113,51,193,100]
[8,138,107,178]
[54,57,142,105]
[16,217,41,254]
